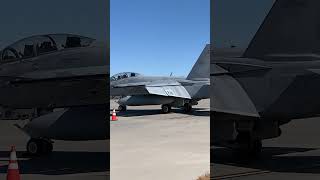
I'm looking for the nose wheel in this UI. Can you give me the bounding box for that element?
[27,138,53,156]
[118,105,127,112]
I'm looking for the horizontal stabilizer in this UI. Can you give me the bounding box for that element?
[211,66,260,117]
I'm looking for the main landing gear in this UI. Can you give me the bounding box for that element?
[183,103,192,113]
[161,104,172,113]
[161,103,193,113]
[234,132,262,156]
[26,138,53,155]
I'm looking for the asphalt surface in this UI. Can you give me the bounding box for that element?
[110,99,210,180]
[212,117,320,179]
[0,120,109,180]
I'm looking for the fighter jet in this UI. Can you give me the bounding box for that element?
[110,45,210,113]
[212,0,320,155]
[0,34,108,155]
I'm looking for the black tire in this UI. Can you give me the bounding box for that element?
[235,132,262,157]
[118,105,127,112]
[251,139,262,155]
[161,104,171,113]
[27,139,53,155]
[183,103,192,113]
[27,139,43,155]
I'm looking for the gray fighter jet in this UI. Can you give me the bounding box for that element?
[111,45,209,113]
[0,34,108,155]
[212,0,320,154]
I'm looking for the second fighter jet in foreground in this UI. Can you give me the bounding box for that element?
[212,0,320,155]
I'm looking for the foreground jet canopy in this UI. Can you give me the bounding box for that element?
[0,34,109,155]
[212,0,320,155]
[110,45,210,113]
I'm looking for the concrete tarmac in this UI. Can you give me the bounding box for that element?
[212,117,320,179]
[110,99,210,180]
[0,120,109,180]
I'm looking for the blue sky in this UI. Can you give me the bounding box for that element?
[110,0,209,76]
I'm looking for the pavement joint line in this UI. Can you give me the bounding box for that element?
[211,170,271,179]
[34,168,88,174]
[211,163,320,179]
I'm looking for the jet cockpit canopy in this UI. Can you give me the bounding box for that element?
[110,72,141,81]
[0,34,95,62]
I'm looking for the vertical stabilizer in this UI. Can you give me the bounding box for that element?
[187,44,210,80]
[244,0,320,60]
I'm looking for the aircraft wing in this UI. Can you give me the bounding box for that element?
[112,79,191,99]
[211,64,260,118]
[307,69,320,75]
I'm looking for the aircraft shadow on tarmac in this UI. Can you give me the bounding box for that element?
[0,151,109,175]
[111,108,209,117]
[212,147,320,174]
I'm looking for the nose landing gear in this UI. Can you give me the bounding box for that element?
[26,138,53,156]
[118,105,127,112]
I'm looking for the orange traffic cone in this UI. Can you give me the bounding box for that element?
[111,109,118,121]
[7,146,20,180]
